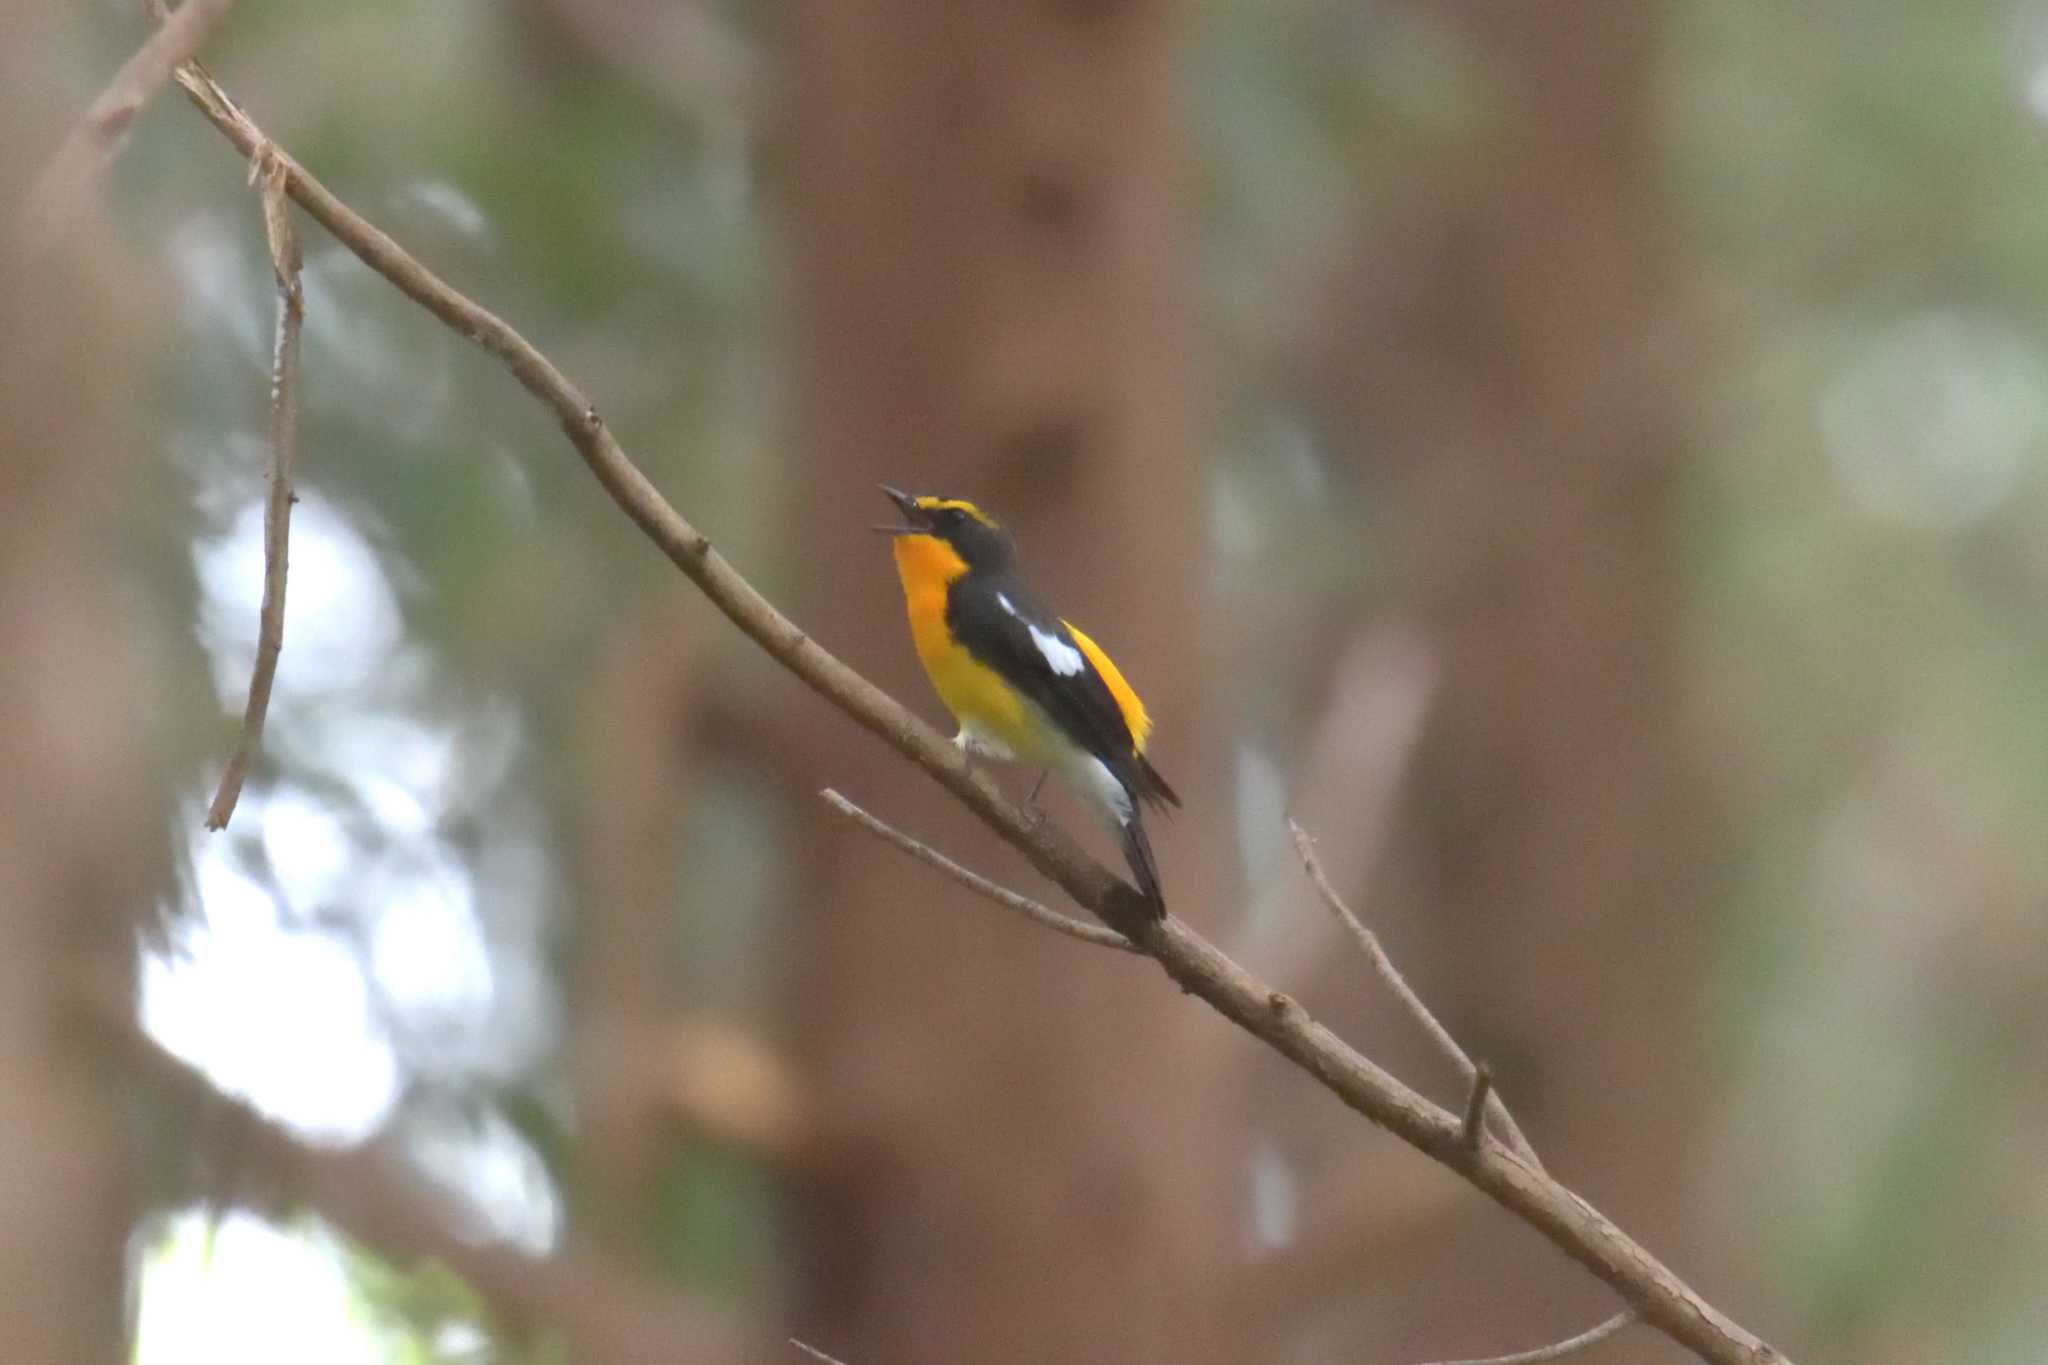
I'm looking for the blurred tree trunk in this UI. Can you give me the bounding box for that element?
[1299,2,1715,1358]
[781,3,1237,1363]
[574,620,698,1258]
[0,39,164,1357]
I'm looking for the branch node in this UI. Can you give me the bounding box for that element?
[1461,1062,1493,1154]
[1265,990,1307,1025]
[1291,817,1544,1170]
[244,134,274,186]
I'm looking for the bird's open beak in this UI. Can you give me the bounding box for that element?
[872,484,925,535]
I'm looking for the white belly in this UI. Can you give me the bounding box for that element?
[956,708,1133,826]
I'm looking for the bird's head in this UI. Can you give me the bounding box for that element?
[876,486,1016,573]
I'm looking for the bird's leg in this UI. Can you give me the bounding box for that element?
[955,726,1012,761]
[955,728,1049,822]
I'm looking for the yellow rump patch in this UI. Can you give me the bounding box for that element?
[1064,622,1152,751]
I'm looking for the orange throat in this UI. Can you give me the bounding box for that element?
[892,533,968,666]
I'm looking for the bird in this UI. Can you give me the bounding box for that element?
[875,485,1179,914]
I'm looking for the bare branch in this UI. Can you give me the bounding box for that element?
[157,57,1791,1365]
[205,149,302,830]
[1295,823,1623,1365]
[821,789,1137,953]
[789,1339,851,1365]
[21,0,239,246]
[1418,1310,1637,1365]
[1460,1063,1493,1154]
[1288,820,1542,1169]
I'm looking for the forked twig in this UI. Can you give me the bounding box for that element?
[1290,821,1634,1364]
[1289,819,1540,1168]
[1460,1064,1494,1153]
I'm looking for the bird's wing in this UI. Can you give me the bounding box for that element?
[946,576,1143,787]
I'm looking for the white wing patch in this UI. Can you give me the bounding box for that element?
[1028,622,1086,676]
[995,592,1018,615]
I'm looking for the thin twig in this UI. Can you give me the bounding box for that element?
[158,56,1789,1365]
[21,0,239,246]
[205,147,302,830]
[821,789,1137,953]
[1417,1310,1637,1365]
[1460,1063,1493,1153]
[1288,820,1542,1169]
[1295,824,1619,1365]
[789,1339,851,1365]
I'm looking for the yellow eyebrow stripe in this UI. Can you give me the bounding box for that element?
[913,497,1000,528]
[1063,621,1152,751]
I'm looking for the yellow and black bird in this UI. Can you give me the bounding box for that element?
[876,486,1179,913]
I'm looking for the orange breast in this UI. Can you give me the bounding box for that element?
[892,534,966,669]
[891,534,1041,757]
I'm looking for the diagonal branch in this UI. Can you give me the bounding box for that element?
[20,0,239,246]
[206,147,302,830]
[156,52,1790,1365]
[821,814,1639,1365]
[159,51,1158,937]
[843,791,1633,1365]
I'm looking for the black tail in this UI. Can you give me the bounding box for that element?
[1118,809,1167,917]
[1135,754,1180,813]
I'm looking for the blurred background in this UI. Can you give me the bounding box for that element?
[6,0,2048,1361]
